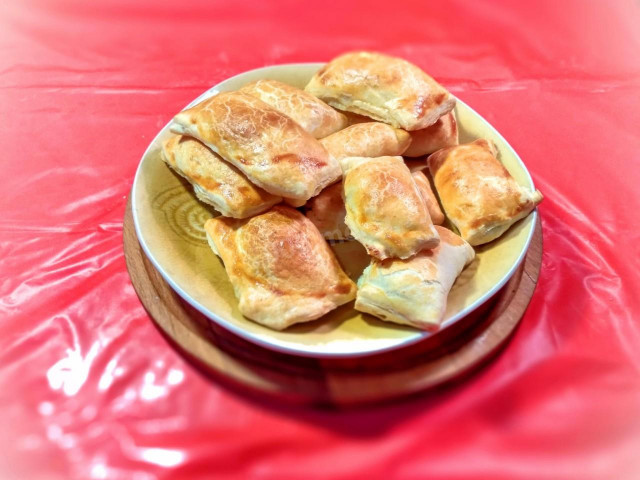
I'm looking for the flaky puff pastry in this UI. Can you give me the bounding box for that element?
[404,112,459,157]
[411,171,445,225]
[239,79,348,139]
[305,182,351,240]
[305,51,456,131]
[342,110,457,157]
[355,226,475,331]
[320,122,411,168]
[204,206,356,330]
[307,171,443,240]
[171,92,341,203]
[161,135,281,218]
[429,139,543,246]
[342,156,440,260]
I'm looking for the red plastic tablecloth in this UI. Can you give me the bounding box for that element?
[2,0,640,478]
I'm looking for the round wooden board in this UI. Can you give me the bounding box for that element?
[124,198,543,406]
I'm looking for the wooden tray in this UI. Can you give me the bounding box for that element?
[124,199,543,406]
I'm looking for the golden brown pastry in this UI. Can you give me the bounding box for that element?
[411,171,445,225]
[342,156,440,260]
[355,226,475,331]
[171,91,341,203]
[429,139,543,246]
[404,112,459,157]
[161,135,281,218]
[320,122,411,168]
[239,79,348,138]
[305,182,350,240]
[305,51,455,131]
[204,206,356,330]
[306,170,444,239]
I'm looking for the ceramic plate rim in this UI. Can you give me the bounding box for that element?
[131,62,538,358]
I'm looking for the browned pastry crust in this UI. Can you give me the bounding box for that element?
[320,122,411,168]
[305,182,350,240]
[161,135,281,218]
[204,206,356,330]
[239,79,348,138]
[305,51,456,131]
[411,170,445,225]
[404,111,459,157]
[171,91,341,203]
[306,169,445,240]
[355,226,475,331]
[342,156,440,260]
[429,139,543,245]
[342,110,458,158]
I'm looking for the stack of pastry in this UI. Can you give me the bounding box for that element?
[163,51,543,332]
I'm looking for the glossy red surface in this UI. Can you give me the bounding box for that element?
[1,0,640,478]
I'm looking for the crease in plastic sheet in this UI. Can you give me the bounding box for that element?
[1,0,640,479]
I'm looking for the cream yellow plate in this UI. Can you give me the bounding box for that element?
[132,63,538,358]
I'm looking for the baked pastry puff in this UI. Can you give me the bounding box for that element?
[306,170,443,240]
[305,182,351,240]
[239,79,348,138]
[355,226,475,331]
[342,156,440,260]
[411,171,445,225]
[305,51,455,131]
[171,91,341,203]
[161,135,281,218]
[429,139,543,246]
[204,206,356,330]
[404,112,459,157]
[320,122,411,168]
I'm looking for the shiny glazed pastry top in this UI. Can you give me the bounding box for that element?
[305,51,456,131]
[342,155,440,260]
[204,206,357,330]
[161,135,281,218]
[429,139,543,245]
[239,79,348,138]
[171,91,341,203]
